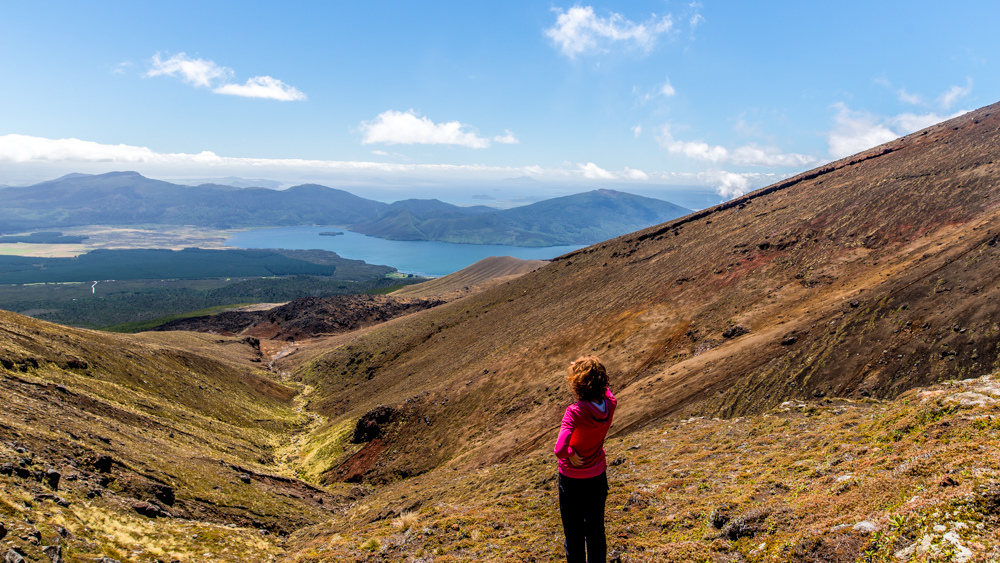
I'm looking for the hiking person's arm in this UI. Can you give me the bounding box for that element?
[554,409,584,466]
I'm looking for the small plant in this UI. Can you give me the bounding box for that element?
[360,537,380,552]
[888,513,908,532]
[392,510,418,532]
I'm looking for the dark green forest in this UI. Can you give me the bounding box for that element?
[0,247,421,329]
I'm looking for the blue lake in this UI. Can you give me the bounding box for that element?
[226,226,584,277]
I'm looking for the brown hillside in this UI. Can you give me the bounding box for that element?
[391,256,548,299]
[292,101,1000,485]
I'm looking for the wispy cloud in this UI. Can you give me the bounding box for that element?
[493,130,520,144]
[146,53,232,88]
[145,52,305,101]
[631,124,642,138]
[213,76,306,101]
[111,61,133,75]
[358,110,492,148]
[657,126,819,168]
[659,79,675,97]
[896,88,923,105]
[827,103,968,159]
[545,5,673,58]
[938,78,973,110]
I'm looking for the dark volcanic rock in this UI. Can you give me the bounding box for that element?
[153,295,445,340]
[93,455,113,472]
[42,545,62,563]
[0,522,5,540]
[44,468,60,490]
[722,325,749,339]
[153,483,175,505]
[132,501,166,518]
[351,405,398,443]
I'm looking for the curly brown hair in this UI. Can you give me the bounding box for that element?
[566,356,609,401]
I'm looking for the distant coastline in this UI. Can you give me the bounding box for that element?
[319,231,344,236]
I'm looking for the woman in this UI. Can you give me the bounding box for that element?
[553,356,617,563]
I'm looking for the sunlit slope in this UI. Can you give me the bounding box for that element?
[391,256,548,298]
[294,101,1000,484]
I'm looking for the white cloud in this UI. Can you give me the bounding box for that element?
[145,52,305,101]
[575,162,648,181]
[146,52,232,88]
[699,170,752,199]
[660,80,675,97]
[370,150,389,156]
[624,167,648,180]
[897,88,923,105]
[631,124,642,138]
[545,5,673,58]
[578,162,615,179]
[494,130,520,144]
[689,13,705,29]
[937,78,973,110]
[657,126,819,168]
[358,110,491,148]
[112,61,132,75]
[213,76,306,101]
[827,103,968,159]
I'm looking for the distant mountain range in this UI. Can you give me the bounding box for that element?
[0,171,691,246]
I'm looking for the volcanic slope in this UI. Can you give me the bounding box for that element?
[286,101,1000,487]
[0,311,362,563]
[391,256,548,299]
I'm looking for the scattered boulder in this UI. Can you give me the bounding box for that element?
[781,336,797,346]
[720,507,771,540]
[239,474,252,484]
[3,549,25,563]
[852,520,878,533]
[351,406,398,443]
[93,455,113,473]
[722,325,749,339]
[0,522,5,540]
[42,545,62,563]
[132,501,167,518]
[153,484,175,505]
[95,558,121,563]
[940,475,959,487]
[44,468,60,490]
[0,463,11,476]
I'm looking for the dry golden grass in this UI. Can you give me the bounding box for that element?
[282,374,1000,562]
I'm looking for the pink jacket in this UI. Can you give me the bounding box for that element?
[553,388,617,478]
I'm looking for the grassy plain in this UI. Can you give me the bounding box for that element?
[0,226,238,257]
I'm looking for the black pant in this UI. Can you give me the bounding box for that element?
[558,471,608,563]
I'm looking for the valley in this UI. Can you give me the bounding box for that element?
[3,102,1000,562]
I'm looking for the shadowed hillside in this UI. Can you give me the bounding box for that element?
[288,101,1000,487]
[0,311,358,562]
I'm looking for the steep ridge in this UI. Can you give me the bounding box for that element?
[391,256,548,299]
[289,102,1000,485]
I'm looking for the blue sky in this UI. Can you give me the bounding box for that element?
[1,1,997,207]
